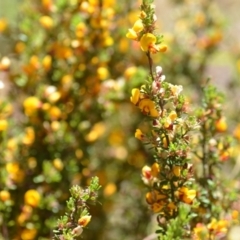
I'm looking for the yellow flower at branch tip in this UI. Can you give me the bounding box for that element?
[130,88,140,105]
[126,28,138,40]
[215,117,227,132]
[140,33,156,52]
[178,187,196,204]
[39,16,54,29]
[135,128,144,140]
[24,189,41,207]
[23,96,41,116]
[21,228,37,240]
[151,163,160,177]
[78,215,92,227]
[0,190,11,201]
[138,99,159,117]
[0,119,8,131]
[132,19,144,33]
[173,165,181,177]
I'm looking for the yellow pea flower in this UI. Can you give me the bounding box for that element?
[151,202,164,213]
[130,88,140,105]
[78,215,92,227]
[178,187,196,204]
[142,165,151,179]
[151,163,160,177]
[173,165,181,177]
[140,33,156,52]
[135,128,144,140]
[138,99,159,117]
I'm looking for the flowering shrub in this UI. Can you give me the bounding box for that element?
[127,0,240,239]
[0,0,240,239]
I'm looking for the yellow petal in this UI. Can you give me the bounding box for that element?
[132,19,144,33]
[130,88,140,105]
[126,29,138,40]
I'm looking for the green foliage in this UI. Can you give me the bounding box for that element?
[53,177,101,240]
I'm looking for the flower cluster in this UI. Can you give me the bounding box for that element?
[133,65,198,222]
[53,177,101,239]
[126,0,167,54]
[127,1,199,236]
[0,0,153,239]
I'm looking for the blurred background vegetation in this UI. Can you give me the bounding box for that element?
[0,0,240,239]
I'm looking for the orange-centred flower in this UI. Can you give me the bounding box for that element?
[140,33,167,53]
[78,215,92,227]
[142,165,152,180]
[140,33,156,52]
[138,99,159,117]
[178,187,196,204]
